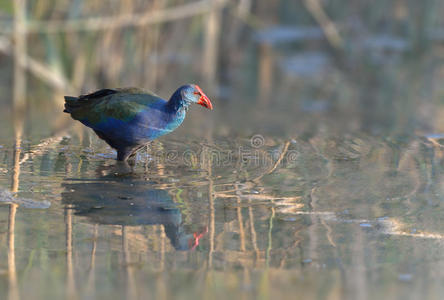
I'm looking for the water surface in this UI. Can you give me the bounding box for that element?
[2,125,444,299]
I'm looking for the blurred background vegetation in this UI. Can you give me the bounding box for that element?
[1,0,444,138]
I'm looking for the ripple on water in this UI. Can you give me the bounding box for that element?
[1,131,444,299]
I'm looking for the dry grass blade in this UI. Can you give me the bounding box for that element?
[19,134,67,165]
[13,0,27,112]
[203,0,223,88]
[20,0,228,34]
[215,192,301,201]
[303,0,343,49]
[0,36,73,92]
[26,58,73,91]
[253,141,290,182]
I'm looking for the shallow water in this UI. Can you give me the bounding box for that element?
[2,120,444,299]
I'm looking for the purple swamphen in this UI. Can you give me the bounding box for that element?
[64,84,213,161]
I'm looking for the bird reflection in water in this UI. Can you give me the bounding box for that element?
[61,165,207,251]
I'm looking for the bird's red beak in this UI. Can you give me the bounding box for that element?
[189,226,208,250]
[195,85,213,110]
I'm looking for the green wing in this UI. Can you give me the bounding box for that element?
[66,87,166,125]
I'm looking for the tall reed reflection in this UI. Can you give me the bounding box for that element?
[65,206,76,300]
[8,111,24,300]
[122,226,136,300]
[85,224,98,298]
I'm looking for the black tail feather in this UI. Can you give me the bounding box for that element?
[63,89,118,114]
[63,96,79,113]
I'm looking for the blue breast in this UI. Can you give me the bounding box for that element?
[132,107,186,141]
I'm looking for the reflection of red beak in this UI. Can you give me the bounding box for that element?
[195,85,213,110]
[189,226,209,250]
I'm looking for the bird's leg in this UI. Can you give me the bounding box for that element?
[117,148,133,161]
[114,160,134,174]
[126,156,137,167]
[129,144,149,160]
[118,144,149,162]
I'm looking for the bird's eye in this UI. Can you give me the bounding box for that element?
[193,91,200,95]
